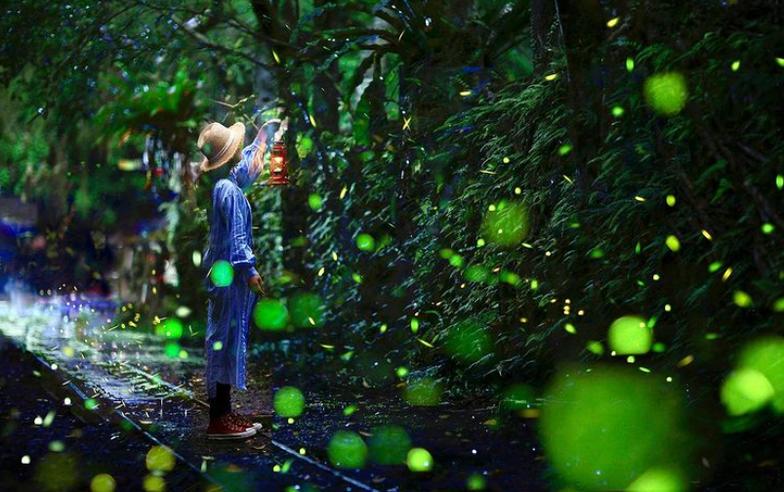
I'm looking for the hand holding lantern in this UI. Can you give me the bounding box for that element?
[253,118,289,187]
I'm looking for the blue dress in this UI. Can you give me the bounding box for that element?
[203,143,261,398]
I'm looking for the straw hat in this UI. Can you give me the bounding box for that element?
[197,122,246,173]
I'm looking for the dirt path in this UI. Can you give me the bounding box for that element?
[1,296,548,491]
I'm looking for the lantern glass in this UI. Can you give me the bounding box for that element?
[268,141,289,186]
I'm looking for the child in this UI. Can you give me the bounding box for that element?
[197,120,277,439]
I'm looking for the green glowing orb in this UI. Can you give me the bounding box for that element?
[481,200,530,247]
[90,473,117,492]
[499,270,521,286]
[274,386,305,417]
[288,292,325,329]
[253,299,289,331]
[156,318,183,339]
[356,233,376,251]
[608,315,652,355]
[164,342,181,358]
[540,366,690,490]
[327,431,367,469]
[643,72,688,116]
[142,475,165,492]
[464,264,489,283]
[733,290,752,308]
[308,193,323,211]
[466,474,487,490]
[404,378,442,406]
[368,425,412,465]
[146,446,175,472]
[35,453,79,492]
[84,398,99,411]
[721,368,775,416]
[406,447,434,472]
[627,468,686,492]
[665,235,680,252]
[738,337,784,413]
[439,248,455,259]
[444,319,493,363]
[209,260,234,287]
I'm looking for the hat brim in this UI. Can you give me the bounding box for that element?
[199,122,246,173]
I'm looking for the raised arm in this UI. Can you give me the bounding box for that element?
[250,118,289,177]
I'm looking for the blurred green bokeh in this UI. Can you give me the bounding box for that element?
[608,316,652,355]
[156,318,183,339]
[404,378,443,406]
[720,368,774,416]
[540,366,692,491]
[273,386,305,418]
[327,431,368,469]
[444,318,493,363]
[210,260,234,288]
[368,425,412,465]
[481,200,530,247]
[643,72,688,116]
[356,233,376,252]
[288,292,326,329]
[406,447,434,472]
[253,299,289,331]
[737,336,784,413]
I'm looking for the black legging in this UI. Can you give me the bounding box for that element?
[209,383,232,421]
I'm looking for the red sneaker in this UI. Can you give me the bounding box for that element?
[229,412,262,432]
[206,414,257,440]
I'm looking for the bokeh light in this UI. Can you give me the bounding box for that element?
[146,445,176,472]
[720,368,774,416]
[155,318,183,339]
[210,260,234,287]
[626,468,686,492]
[288,292,325,329]
[253,299,289,331]
[406,447,434,472]
[308,193,323,211]
[540,366,691,490]
[90,473,117,492]
[368,425,412,465]
[164,341,181,358]
[643,72,688,116]
[481,200,530,247]
[356,233,375,251]
[464,264,489,283]
[143,475,166,492]
[444,318,493,363]
[404,378,443,406]
[327,431,368,469]
[273,386,305,417]
[737,336,784,413]
[34,453,78,492]
[466,473,487,490]
[608,315,652,355]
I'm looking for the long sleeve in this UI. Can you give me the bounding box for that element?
[219,185,257,282]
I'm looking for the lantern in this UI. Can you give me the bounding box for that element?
[268,140,289,186]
